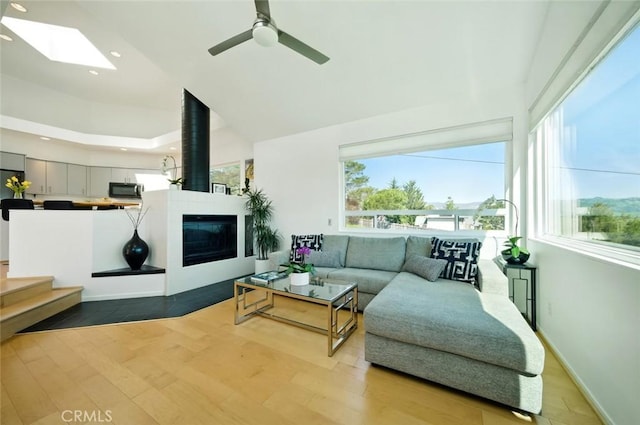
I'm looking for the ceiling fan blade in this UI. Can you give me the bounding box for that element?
[254,0,271,18]
[208,29,253,56]
[278,31,329,64]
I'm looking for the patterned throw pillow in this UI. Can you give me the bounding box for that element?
[430,237,482,284]
[290,234,323,262]
[402,255,448,282]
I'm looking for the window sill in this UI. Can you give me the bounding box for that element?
[529,236,640,272]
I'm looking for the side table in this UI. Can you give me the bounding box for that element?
[494,258,537,331]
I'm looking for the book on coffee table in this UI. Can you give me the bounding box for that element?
[250,270,288,284]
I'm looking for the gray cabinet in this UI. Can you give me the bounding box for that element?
[26,158,47,194]
[0,152,25,171]
[89,167,112,197]
[26,158,68,195]
[67,164,88,196]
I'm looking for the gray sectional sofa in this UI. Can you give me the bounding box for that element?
[269,234,544,414]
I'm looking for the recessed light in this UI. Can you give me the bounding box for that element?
[0,34,13,41]
[0,17,116,69]
[40,136,50,141]
[169,147,177,150]
[120,148,128,151]
[110,50,121,58]
[89,70,99,75]
[10,3,27,13]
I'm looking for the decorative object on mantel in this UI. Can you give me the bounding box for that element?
[286,246,316,286]
[123,203,150,270]
[161,155,182,189]
[5,175,31,199]
[244,188,281,273]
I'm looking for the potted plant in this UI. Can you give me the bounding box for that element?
[5,176,31,199]
[161,155,182,189]
[496,198,530,264]
[285,246,316,285]
[245,188,280,273]
[502,236,530,265]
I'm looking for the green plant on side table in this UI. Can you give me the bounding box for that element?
[502,236,530,265]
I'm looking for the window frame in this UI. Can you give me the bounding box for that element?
[529,20,640,268]
[338,123,515,237]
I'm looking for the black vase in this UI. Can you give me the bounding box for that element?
[123,229,149,270]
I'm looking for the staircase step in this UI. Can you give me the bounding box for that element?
[1,276,54,307]
[0,286,83,342]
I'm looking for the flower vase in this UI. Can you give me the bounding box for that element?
[290,272,310,286]
[13,192,23,199]
[123,229,149,270]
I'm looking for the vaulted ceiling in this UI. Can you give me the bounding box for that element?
[0,0,551,153]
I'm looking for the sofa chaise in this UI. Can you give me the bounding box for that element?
[269,234,544,414]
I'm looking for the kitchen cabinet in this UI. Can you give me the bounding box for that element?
[0,152,25,171]
[26,159,68,195]
[67,164,88,196]
[111,168,159,183]
[89,167,112,197]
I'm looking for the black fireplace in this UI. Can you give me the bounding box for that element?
[183,215,237,266]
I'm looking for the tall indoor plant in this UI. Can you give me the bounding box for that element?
[245,188,280,273]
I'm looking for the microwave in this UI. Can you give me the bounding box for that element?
[108,182,143,198]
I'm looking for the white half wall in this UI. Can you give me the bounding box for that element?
[529,239,639,425]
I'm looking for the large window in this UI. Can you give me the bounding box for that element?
[532,24,640,253]
[342,137,508,233]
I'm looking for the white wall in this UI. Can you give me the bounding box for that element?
[524,2,640,424]
[529,240,639,425]
[254,85,526,257]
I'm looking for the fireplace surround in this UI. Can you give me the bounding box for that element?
[183,214,237,266]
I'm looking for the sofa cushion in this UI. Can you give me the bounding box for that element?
[322,235,350,267]
[406,236,433,258]
[327,268,398,295]
[289,234,323,262]
[309,250,342,268]
[402,255,448,282]
[345,236,406,272]
[430,237,482,284]
[364,272,544,375]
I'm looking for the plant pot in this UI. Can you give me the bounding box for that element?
[501,249,530,265]
[255,259,271,274]
[290,272,310,286]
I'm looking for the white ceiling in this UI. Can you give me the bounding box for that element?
[0,0,551,153]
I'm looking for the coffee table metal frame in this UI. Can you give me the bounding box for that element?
[234,276,358,356]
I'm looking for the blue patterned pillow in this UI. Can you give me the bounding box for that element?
[430,237,482,284]
[290,234,323,262]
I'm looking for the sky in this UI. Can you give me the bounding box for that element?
[360,142,504,205]
[356,24,639,205]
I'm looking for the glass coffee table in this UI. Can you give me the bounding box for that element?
[234,275,358,356]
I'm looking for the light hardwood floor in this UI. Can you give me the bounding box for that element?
[1,294,601,425]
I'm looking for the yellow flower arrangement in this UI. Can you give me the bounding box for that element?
[5,176,31,195]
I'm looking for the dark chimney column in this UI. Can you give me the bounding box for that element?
[182,89,210,192]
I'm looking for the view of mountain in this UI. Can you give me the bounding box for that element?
[579,197,640,216]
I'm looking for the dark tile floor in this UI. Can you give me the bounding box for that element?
[20,276,243,333]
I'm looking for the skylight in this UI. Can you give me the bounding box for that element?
[0,16,115,69]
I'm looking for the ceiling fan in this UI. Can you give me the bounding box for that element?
[208,0,329,64]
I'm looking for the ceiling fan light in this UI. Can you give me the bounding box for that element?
[252,23,278,47]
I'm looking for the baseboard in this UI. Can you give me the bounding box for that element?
[81,290,165,302]
[537,329,612,425]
